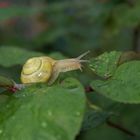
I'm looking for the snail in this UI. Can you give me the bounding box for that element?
[21,51,89,85]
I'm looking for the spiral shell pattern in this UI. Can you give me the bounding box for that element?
[21,57,55,84]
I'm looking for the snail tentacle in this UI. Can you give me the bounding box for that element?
[76,50,90,60]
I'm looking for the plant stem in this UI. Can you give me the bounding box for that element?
[133,25,140,52]
[107,120,136,137]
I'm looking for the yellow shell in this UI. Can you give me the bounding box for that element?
[21,56,56,84]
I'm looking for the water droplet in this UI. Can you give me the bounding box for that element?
[6,105,10,108]
[22,94,26,97]
[12,116,16,120]
[41,122,47,128]
[75,112,81,116]
[0,129,3,134]
[48,111,52,116]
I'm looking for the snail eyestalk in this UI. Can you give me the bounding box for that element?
[77,50,90,60]
[48,51,90,85]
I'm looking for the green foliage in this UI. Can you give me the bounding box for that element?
[82,107,111,131]
[0,0,140,139]
[0,47,66,67]
[0,76,14,87]
[91,61,140,103]
[89,51,122,78]
[0,46,139,139]
[0,78,85,140]
[0,47,43,67]
[78,124,128,140]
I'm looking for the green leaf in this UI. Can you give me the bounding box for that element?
[89,51,122,78]
[0,65,22,83]
[91,61,140,103]
[0,47,43,67]
[0,75,14,88]
[79,123,127,140]
[110,104,140,136]
[0,46,68,67]
[0,78,85,140]
[81,92,120,131]
[82,108,110,131]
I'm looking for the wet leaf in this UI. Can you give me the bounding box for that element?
[0,47,43,67]
[91,61,140,103]
[82,108,110,131]
[0,78,86,140]
[89,51,122,78]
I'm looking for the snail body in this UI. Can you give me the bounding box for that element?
[21,51,89,85]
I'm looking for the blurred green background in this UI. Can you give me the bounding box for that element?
[0,0,140,140]
[0,0,140,56]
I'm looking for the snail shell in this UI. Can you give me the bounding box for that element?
[21,56,56,84]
